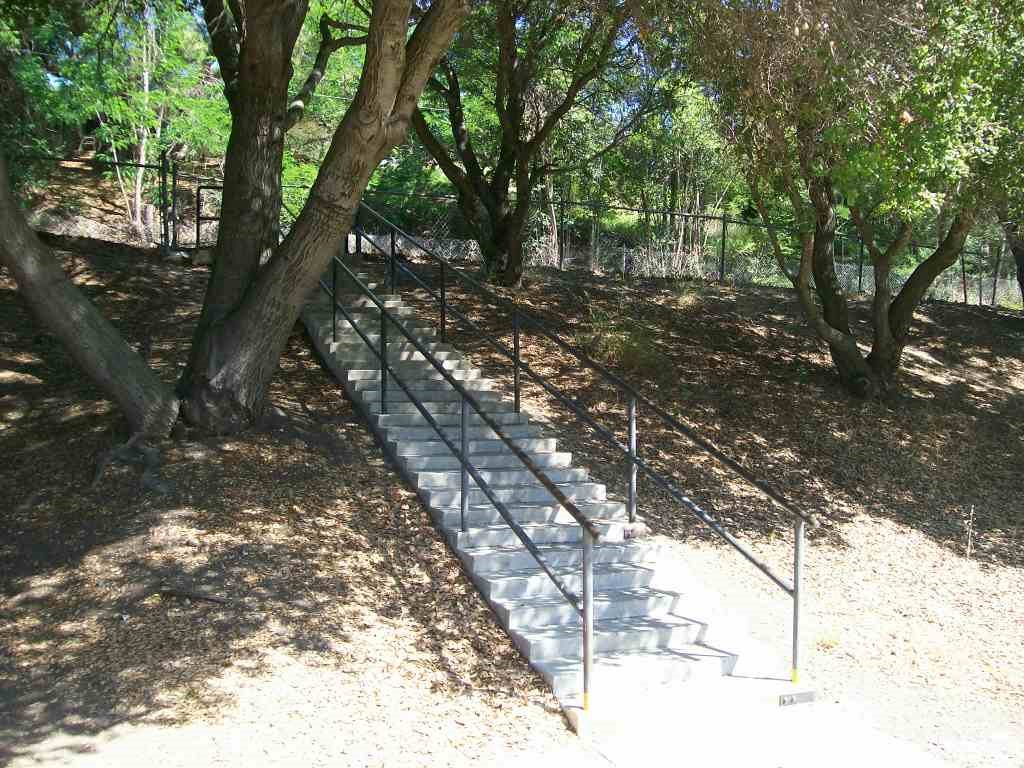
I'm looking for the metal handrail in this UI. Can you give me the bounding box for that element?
[319,248,599,707]
[357,201,811,683]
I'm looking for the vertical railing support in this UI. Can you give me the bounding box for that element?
[792,518,805,684]
[558,200,566,271]
[170,160,179,250]
[961,251,968,304]
[440,261,448,342]
[379,290,388,415]
[159,150,168,252]
[627,396,638,523]
[857,240,865,293]
[582,528,595,711]
[389,229,397,291]
[513,308,521,414]
[194,187,205,250]
[332,258,338,345]
[719,216,728,282]
[460,394,469,534]
[356,226,363,262]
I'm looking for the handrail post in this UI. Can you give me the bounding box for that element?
[170,159,179,250]
[356,226,363,262]
[379,296,388,415]
[792,518,804,684]
[440,262,448,342]
[719,216,727,282]
[159,150,168,252]
[513,307,521,414]
[332,256,338,345]
[460,394,470,533]
[582,527,594,711]
[628,396,637,523]
[389,229,397,291]
[194,187,202,249]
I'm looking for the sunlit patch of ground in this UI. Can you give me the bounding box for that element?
[392,259,1024,767]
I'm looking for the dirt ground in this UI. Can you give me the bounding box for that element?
[392,258,1024,767]
[2,236,1022,767]
[0,241,593,766]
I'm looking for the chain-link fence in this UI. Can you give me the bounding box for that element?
[359,192,1021,309]
[187,184,1022,310]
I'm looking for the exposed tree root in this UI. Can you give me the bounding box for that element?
[92,433,172,494]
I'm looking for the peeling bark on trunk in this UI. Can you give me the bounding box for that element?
[0,153,179,436]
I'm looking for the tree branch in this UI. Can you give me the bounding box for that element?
[201,0,241,105]
[285,14,367,132]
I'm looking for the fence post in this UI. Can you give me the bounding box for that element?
[961,251,968,304]
[460,394,469,533]
[977,252,984,306]
[159,150,169,252]
[332,257,338,345]
[558,200,565,270]
[719,216,728,282]
[389,229,397,291]
[513,307,521,414]
[440,261,447,342]
[170,160,179,250]
[992,244,1003,306]
[194,187,202,249]
[858,239,865,293]
[627,396,637,523]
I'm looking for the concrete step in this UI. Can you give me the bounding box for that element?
[318,320,436,340]
[333,294,403,307]
[390,436,558,459]
[414,465,586,490]
[364,400,517,416]
[319,328,439,350]
[344,359,472,379]
[312,304,415,321]
[375,411,530,428]
[431,500,627,529]
[536,645,738,702]
[347,369,486,391]
[446,519,628,549]
[424,480,605,508]
[493,587,683,630]
[387,424,542,445]
[330,344,463,362]
[461,539,657,575]
[401,450,572,473]
[357,385,501,404]
[477,562,655,601]
[512,614,705,662]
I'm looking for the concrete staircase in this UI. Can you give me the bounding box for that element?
[303,267,740,706]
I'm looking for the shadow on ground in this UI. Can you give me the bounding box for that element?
[386,257,1023,568]
[0,241,555,764]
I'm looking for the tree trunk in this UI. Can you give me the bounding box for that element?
[1002,217,1024,305]
[177,12,304,429]
[178,0,468,432]
[0,152,179,436]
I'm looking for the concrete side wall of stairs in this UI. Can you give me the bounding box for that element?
[301,265,740,706]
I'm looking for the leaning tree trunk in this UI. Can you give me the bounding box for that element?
[177,0,469,433]
[0,152,180,436]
